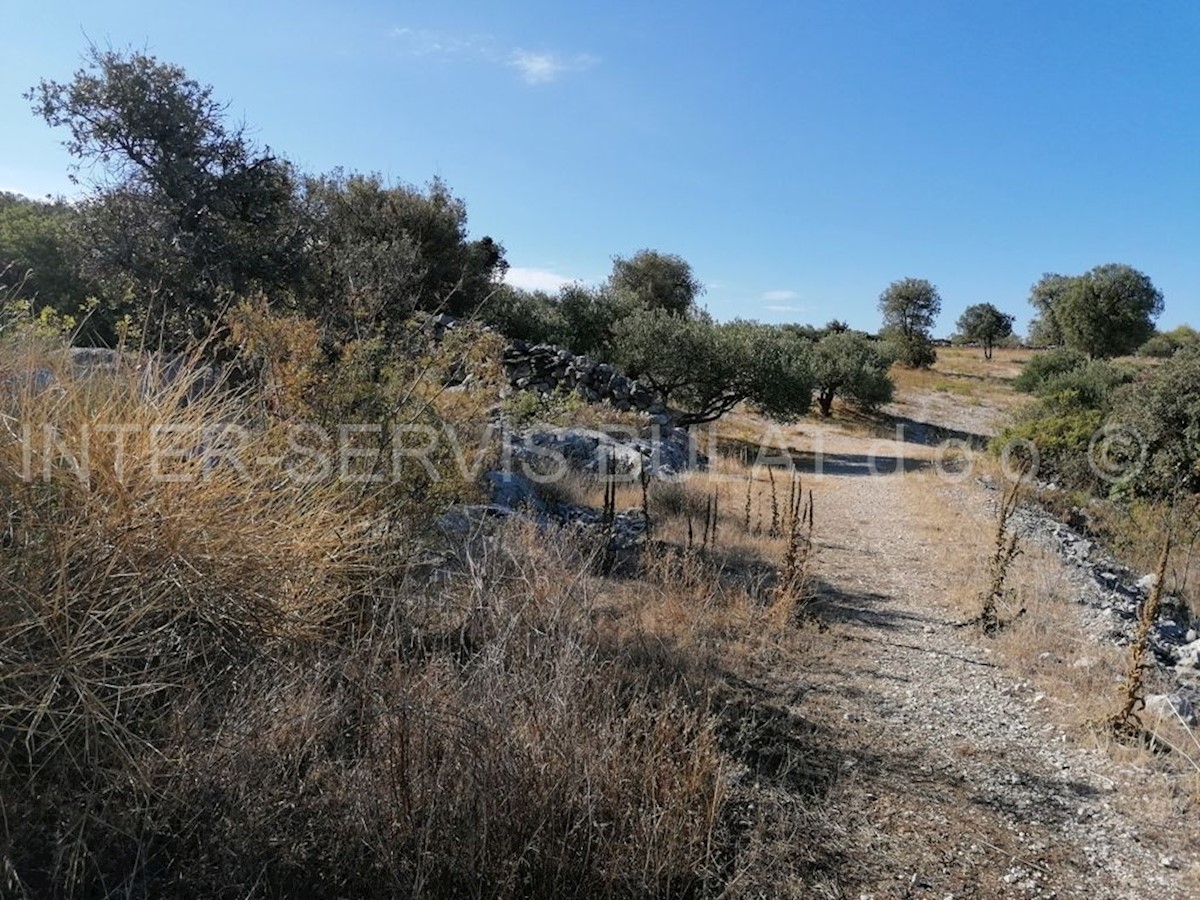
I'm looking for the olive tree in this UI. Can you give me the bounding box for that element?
[608,249,703,318]
[611,309,812,426]
[956,303,1015,359]
[811,331,894,416]
[28,47,307,345]
[878,277,941,368]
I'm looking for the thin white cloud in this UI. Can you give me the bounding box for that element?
[504,267,575,292]
[389,27,494,58]
[389,27,597,85]
[509,50,597,85]
[762,289,799,302]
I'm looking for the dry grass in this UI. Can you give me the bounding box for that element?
[155,524,732,899]
[903,464,1200,836]
[934,346,1034,380]
[0,336,842,897]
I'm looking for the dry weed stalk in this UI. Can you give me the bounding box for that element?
[709,488,719,548]
[688,488,720,553]
[966,465,1029,635]
[767,467,780,537]
[772,474,815,618]
[600,452,618,573]
[639,461,653,537]
[1108,523,1173,741]
[743,468,753,532]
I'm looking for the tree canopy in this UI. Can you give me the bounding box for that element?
[611,309,812,426]
[1054,264,1163,358]
[810,331,894,416]
[608,250,703,318]
[878,277,941,367]
[1026,273,1072,348]
[1025,265,1162,358]
[28,46,307,345]
[956,303,1015,359]
[301,171,505,339]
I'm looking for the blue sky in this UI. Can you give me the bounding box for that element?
[3,1,1197,334]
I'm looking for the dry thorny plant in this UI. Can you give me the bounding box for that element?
[961,463,1030,635]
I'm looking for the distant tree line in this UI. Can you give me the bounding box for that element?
[2,46,1182,427]
[1,48,907,425]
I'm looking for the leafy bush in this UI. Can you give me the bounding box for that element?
[1035,359,1134,414]
[501,385,585,427]
[881,328,937,369]
[1110,344,1200,498]
[1138,325,1200,358]
[996,357,1132,491]
[993,407,1105,488]
[479,285,564,344]
[1012,347,1087,393]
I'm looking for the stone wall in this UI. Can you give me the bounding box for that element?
[501,339,667,419]
[427,312,672,422]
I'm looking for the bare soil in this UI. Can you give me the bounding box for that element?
[733,414,1199,897]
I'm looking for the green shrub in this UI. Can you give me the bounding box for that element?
[501,385,585,427]
[1036,359,1134,414]
[1110,344,1200,498]
[1012,347,1087,393]
[992,407,1105,489]
[1138,325,1199,359]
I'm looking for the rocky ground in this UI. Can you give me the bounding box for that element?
[1005,492,1200,723]
[784,454,1198,898]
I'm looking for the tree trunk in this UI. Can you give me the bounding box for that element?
[818,390,834,417]
[984,341,993,360]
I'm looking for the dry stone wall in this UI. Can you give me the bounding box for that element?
[501,339,666,418]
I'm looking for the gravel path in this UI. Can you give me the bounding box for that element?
[799,467,1195,899]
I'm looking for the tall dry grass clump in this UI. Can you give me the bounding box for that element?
[0,339,368,893]
[0,334,734,897]
[165,525,727,898]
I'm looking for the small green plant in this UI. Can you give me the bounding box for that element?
[501,385,584,427]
